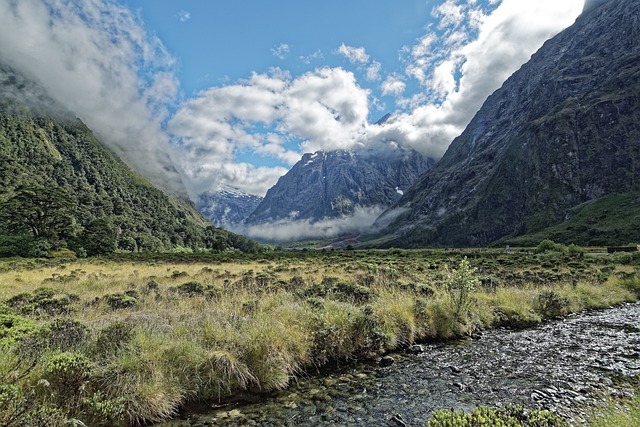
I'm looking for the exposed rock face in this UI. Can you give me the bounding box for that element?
[245,144,435,226]
[197,187,262,230]
[583,0,609,13]
[376,0,640,247]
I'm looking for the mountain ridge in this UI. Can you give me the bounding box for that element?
[372,0,640,247]
[245,143,435,231]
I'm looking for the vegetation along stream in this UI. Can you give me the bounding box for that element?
[160,302,640,427]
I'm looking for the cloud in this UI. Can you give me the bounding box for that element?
[381,0,584,158]
[238,206,383,242]
[381,74,406,97]
[299,50,324,65]
[176,10,191,22]
[171,1,583,199]
[0,0,186,195]
[170,67,370,197]
[337,43,370,64]
[366,61,382,82]
[271,43,290,60]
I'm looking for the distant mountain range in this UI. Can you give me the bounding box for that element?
[244,144,435,229]
[371,0,640,247]
[197,187,262,230]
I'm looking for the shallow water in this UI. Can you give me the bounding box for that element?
[160,303,640,427]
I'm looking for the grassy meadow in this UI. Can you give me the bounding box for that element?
[1,247,640,426]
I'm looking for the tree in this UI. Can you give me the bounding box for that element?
[0,183,75,241]
[80,217,117,256]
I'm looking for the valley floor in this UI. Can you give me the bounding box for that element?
[1,248,639,426]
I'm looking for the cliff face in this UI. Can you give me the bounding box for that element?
[375,0,640,247]
[245,144,435,226]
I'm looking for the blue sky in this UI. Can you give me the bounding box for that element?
[0,0,585,200]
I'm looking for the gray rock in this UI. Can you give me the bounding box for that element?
[379,355,396,367]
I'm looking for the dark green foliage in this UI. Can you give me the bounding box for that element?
[428,406,569,427]
[0,234,51,258]
[173,280,205,295]
[95,321,134,355]
[505,193,640,247]
[0,183,75,241]
[5,287,76,317]
[103,292,138,310]
[78,217,117,256]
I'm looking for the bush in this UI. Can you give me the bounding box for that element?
[42,352,94,408]
[104,293,138,310]
[5,287,76,317]
[445,257,480,319]
[95,321,135,355]
[428,405,569,426]
[536,291,569,318]
[536,239,568,254]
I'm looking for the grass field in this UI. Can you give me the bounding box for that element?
[1,248,639,426]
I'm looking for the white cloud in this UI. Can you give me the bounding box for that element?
[299,50,324,65]
[383,0,584,158]
[0,0,185,194]
[177,10,191,22]
[381,74,406,97]
[337,43,370,64]
[239,206,384,241]
[366,61,382,82]
[271,43,290,60]
[170,67,370,197]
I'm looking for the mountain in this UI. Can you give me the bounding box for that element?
[0,62,261,255]
[244,144,435,227]
[197,187,263,230]
[373,0,640,248]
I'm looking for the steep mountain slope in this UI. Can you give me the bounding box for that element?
[197,187,263,230]
[374,0,640,247]
[0,63,260,254]
[245,144,435,226]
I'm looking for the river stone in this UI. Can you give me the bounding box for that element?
[408,344,426,353]
[380,355,395,367]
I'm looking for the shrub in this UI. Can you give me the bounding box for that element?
[5,287,76,317]
[445,257,480,319]
[95,321,135,355]
[536,239,568,254]
[173,280,205,295]
[104,293,138,310]
[42,352,94,408]
[428,405,569,426]
[332,281,372,303]
[0,312,41,345]
[536,291,569,318]
[45,318,88,350]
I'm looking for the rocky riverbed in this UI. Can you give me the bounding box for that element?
[159,303,640,427]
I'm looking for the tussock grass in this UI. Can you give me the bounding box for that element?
[0,250,638,425]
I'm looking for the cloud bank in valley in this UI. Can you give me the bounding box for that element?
[237,206,385,242]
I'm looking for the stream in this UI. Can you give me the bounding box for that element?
[160,303,640,426]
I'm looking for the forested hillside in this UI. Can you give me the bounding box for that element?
[0,64,261,256]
